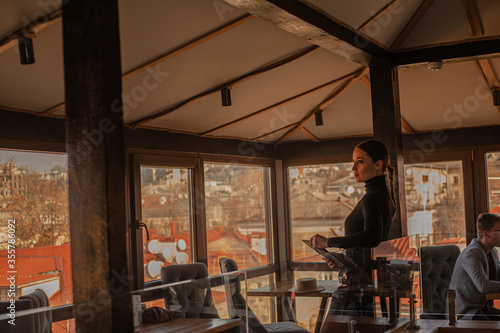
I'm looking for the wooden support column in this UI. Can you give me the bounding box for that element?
[62,1,133,332]
[370,61,406,238]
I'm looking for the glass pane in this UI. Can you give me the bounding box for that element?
[0,150,71,308]
[404,161,466,246]
[288,163,364,261]
[204,163,271,274]
[486,152,500,213]
[140,166,193,282]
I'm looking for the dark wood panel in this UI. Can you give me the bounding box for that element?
[393,38,500,66]
[62,0,133,331]
[370,61,405,238]
[224,0,389,65]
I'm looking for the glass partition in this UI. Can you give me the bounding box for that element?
[0,150,72,332]
[404,161,466,246]
[140,166,194,282]
[204,163,272,274]
[486,151,500,213]
[288,163,364,262]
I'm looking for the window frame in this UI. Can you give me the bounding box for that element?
[283,155,352,271]
[200,153,277,273]
[130,151,278,288]
[130,152,201,287]
[0,146,72,321]
[403,149,476,241]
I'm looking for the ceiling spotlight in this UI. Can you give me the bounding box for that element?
[18,37,35,65]
[493,90,500,106]
[427,61,443,71]
[221,87,231,107]
[315,111,323,126]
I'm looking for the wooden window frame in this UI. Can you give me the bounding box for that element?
[403,148,476,242]
[129,151,278,289]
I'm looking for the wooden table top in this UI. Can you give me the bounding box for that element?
[247,279,411,298]
[141,318,241,333]
[247,279,340,297]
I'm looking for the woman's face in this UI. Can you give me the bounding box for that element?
[352,148,383,182]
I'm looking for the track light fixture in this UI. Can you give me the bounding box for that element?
[18,37,35,65]
[315,111,323,126]
[221,87,231,107]
[493,90,500,106]
[427,60,443,71]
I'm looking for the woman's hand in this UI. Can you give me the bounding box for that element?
[310,234,328,250]
[323,257,337,269]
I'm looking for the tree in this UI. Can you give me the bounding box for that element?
[0,158,69,249]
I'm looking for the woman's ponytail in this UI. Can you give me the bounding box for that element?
[386,164,397,219]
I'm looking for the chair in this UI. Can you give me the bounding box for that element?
[160,262,219,319]
[219,257,309,333]
[419,245,460,319]
[0,289,52,333]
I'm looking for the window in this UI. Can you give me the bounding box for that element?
[486,152,500,213]
[0,150,71,307]
[204,163,272,274]
[288,163,363,261]
[404,161,466,245]
[140,166,193,282]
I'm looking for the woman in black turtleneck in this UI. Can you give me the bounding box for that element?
[310,139,397,316]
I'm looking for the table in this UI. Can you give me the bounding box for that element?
[141,318,241,333]
[248,280,339,333]
[248,279,410,333]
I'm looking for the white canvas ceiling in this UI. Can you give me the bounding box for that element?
[1,0,499,144]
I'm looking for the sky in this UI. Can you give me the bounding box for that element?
[0,149,67,173]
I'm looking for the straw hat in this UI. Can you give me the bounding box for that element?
[289,278,325,293]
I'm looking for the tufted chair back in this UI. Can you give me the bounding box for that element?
[219,257,267,333]
[0,298,36,333]
[161,263,219,319]
[419,245,460,319]
[19,289,53,333]
[0,289,53,333]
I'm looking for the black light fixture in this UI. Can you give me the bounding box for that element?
[493,90,500,106]
[221,87,231,107]
[18,37,35,65]
[315,111,323,126]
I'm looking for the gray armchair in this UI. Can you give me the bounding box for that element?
[419,245,460,319]
[0,289,52,333]
[219,257,309,333]
[160,262,219,319]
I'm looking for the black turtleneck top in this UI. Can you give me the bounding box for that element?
[327,175,392,249]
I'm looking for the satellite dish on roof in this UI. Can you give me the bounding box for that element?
[175,252,189,264]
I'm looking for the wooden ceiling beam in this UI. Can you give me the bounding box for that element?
[390,0,435,50]
[300,127,319,142]
[252,122,297,140]
[462,0,484,37]
[393,37,500,66]
[401,118,415,134]
[130,45,319,128]
[0,9,61,55]
[41,14,254,116]
[358,0,403,31]
[123,14,253,80]
[476,59,500,112]
[275,67,369,145]
[41,102,65,115]
[222,0,390,65]
[200,70,357,136]
[359,74,415,134]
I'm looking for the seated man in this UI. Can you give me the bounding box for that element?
[449,213,500,320]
